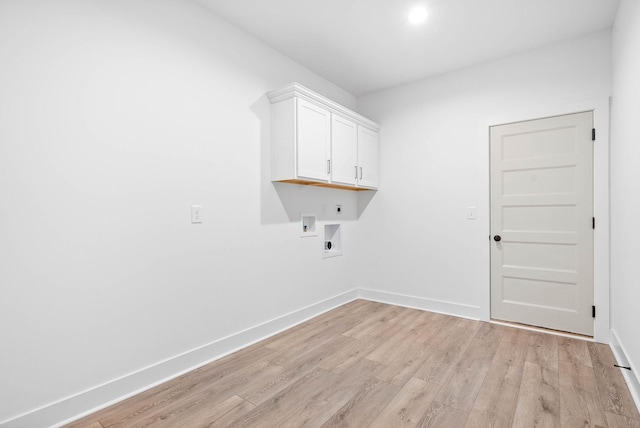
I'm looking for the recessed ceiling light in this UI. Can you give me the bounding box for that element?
[408,6,428,24]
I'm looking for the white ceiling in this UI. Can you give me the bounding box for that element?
[197,0,620,96]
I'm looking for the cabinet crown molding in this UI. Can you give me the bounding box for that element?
[267,82,380,132]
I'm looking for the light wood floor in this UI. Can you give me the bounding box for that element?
[66,300,640,428]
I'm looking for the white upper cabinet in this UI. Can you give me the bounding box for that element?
[357,126,379,189]
[331,115,358,186]
[296,98,331,182]
[268,83,379,191]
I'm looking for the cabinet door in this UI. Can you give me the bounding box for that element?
[331,115,358,186]
[357,126,379,189]
[296,98,330,182]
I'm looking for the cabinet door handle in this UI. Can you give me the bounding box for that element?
[355,166,358,179]
[327,160,331,174]
[360,167,363,179]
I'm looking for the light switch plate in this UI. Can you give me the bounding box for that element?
[191,205,203,223]
[467,206,477,220]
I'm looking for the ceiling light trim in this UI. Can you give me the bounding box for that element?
[408,5,428,24]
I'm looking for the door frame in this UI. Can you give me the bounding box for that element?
[479,97,610,343]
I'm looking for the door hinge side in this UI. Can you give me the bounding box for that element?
[593,217,595,229]
[592,305,596,318]
[592,128,596,141]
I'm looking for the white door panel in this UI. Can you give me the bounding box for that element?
[490,111,594,336]
[357,126,379,189]
[331,115,358,186]
[296,98,330,181]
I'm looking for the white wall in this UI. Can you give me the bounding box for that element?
[0,2,626,425]
[357,31,612,323]
[0,0,360,424]
[611,0,640,397]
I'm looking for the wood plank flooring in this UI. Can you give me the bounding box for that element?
[65,300,640,428]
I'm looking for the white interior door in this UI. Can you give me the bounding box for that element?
[490,111,594,336]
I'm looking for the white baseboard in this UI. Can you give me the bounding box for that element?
[609,329,640,413]
[357,288,483,320]
[0,289,359,428]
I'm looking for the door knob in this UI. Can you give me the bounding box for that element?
[493,235,502,242]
